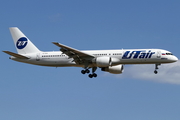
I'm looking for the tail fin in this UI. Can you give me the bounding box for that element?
[9,27,40,54]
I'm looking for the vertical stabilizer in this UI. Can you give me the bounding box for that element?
[9,27,40,54]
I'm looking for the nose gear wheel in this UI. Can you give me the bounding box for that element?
[154,64,161,74]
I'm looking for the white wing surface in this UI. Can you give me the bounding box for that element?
[52,42,94,64]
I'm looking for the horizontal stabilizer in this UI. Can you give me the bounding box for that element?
[3,51,29,59]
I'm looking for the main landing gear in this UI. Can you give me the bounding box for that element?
[81,67,97,78]
[154,64,161,74]
[81,69,90,74]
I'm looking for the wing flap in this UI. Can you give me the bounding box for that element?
[3,51,29,59]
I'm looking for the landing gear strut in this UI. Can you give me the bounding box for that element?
[154,64,161,74]
[88,67,97,78]
[81,67,97,78]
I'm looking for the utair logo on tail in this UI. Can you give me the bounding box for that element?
[16,37,28,49]
[122,50,155,59]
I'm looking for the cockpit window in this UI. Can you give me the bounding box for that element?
[166,53,173,55]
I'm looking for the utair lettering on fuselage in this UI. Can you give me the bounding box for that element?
[122,50,155,59]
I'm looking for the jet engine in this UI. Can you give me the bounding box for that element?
[92,57,121,67]
[101,64,124,74]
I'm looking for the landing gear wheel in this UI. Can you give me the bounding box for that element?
[154,64,160,74]
[93,73,97,77]
[154,70,158,74]
[89,74,93,78]
[81,70,86,74]
[83,67,98,78]
[88,73,97,78]
[81,69,90,74]
[85,69,90,73]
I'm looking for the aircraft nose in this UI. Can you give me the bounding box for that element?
[171,56,178,62]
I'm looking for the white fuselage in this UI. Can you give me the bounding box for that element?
[11,49,178,67]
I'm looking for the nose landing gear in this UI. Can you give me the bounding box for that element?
[154,70,158,74]
[154,64,161,74]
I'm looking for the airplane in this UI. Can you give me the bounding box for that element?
[3,27,178,78]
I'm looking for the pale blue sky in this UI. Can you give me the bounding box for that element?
[1,0,180,120]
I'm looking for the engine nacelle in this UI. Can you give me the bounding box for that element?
[92,57,110,67]
[92,57,121,67]
[101,65,124,74]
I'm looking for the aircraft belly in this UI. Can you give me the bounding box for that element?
[37,58,76,66]
[120,58,169,64]
[13,57,77,67]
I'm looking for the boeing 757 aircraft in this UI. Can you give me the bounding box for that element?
[3,27,178,78]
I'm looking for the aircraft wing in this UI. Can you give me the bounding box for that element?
[3,51,29,59]
[52,42,94,64]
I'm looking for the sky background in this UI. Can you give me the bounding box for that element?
[1,0,180,120]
